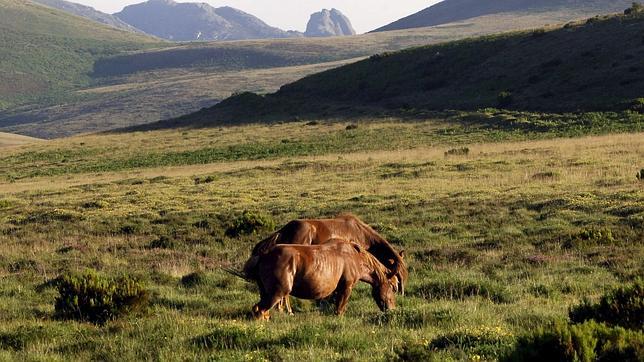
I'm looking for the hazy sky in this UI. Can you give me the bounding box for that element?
[72,1,441,33]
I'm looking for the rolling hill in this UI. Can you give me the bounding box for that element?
[373,0,634,32]
[0,0,163,109]
[146,10,644,129]
[0,131,42,147]
[1,9,572,138]
[31,0,142,33]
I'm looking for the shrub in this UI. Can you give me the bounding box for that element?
[0,199,12,209]
[563,228,615,249]
[444,147,470,157]
[55,270,148,325]
[180,271,207,288]
[225,211,275,237]
[0,326,48,351]
[628,98,644,113]
[147,236,176,250]
[346,124,359,130]
[625,2,644,15]
[81,200,108,209]
[503,321,644,362]
[497,91,513,107]
[569,282,643,330]
[393,341,443,361]
[194,175,216,185]
[532,171,560,180]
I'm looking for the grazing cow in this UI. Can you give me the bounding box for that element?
[245,240,397,320]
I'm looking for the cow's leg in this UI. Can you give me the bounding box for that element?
[334,280,354,316]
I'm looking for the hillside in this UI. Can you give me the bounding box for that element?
[153,11,644,129]
[0,11,568,139]
[373,0,633,32]
[0,0,162,109]
[114,0,295,41]
[0,131,41,147]
[31,0,142,33]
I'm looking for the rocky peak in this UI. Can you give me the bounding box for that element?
[305,8,356,37]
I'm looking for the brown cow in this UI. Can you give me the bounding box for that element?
[245,240,396,320]
[247,214,408,295]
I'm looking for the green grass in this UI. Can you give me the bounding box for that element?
[0,118,642,360]
[5,110,635,180]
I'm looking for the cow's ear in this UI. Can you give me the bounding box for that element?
[399,250,406,259]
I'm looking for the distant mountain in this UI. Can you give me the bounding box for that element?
[373,0,633,32]
[305,8,356,37]
[147,11,644,129]
[31,0,142,33]
[114,0,295,41]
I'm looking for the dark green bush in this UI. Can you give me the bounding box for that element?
[444,147,470,157]
[569,282,643,330]
[225,211,275,237]
[55,270,148,325]
[147,236,176,250]
[497,91,513,108]
[503,321,644,362]
[180,271,207,288]
[393,342,443,361]
[563,228,615,249]
[194,175,216,185]
[629,98,644,113]
[625,2,644,15]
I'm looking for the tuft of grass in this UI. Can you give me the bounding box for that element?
[414,278,514,304]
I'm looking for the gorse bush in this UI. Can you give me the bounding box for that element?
[497,91,513,108]
[225,211,275,237]
[569,281,643,330]
[444,147,470,157]
[55,270,148,325]
[563,227,615,249]
[625,2,644,15]
[503,321,644,362]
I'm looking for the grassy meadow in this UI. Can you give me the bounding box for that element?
[0,116,642,360]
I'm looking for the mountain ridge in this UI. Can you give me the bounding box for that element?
[31,0,143,33]
[140,10,644,130]
[373,0,634,32]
